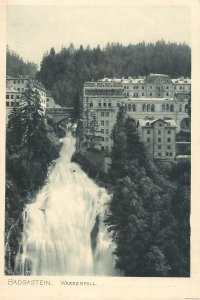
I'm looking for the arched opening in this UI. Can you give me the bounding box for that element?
[147,104,150,112]
[132,104,136,111]
[143,104,146,112]
[170,104,174,112]
[166,104,169,112]
[128,104,131,112]
[162,104,165,111]
[151,104,155,112]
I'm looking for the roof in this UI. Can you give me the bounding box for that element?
[171,78,191,84]
[137,118,178,128]
[124,97,174,102]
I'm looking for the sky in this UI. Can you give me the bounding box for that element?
[7,5,191,66]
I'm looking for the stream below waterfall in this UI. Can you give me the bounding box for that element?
[14,132,117,276]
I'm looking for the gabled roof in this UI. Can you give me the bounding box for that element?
[137,118,178,128]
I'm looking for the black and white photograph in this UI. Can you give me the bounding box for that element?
[4,1,192,282]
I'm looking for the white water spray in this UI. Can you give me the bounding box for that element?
[15,132,117,276]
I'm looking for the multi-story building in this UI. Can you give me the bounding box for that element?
[82,74,191,157]
[6,75,47,123]
[82,80,124,152]
[6,85,21,123]
[100,74,191,99]
[137,118,177,159]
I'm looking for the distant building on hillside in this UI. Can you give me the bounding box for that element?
[6,75,48,123]
[137,118,177,160]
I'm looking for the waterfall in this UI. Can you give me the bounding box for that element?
[14,132,117,276]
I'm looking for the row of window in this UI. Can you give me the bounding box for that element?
[9,80,25,84]
[101,137,110,142]
[101,146,109,151]
[6,101,19,107]
[6,95,20,100]
[147,137,172,143]
[146,129,171,134]
[101,121,109,126]
[101,129,109,134]
[101,112,110,117]
[157,145,171,150]
[157,152,173,157]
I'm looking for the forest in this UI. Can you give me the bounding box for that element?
[104,108,190,276]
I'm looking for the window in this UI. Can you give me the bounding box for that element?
[14,81,16,84]
[103,102,107,107]
[18,80,20,84]
[150,93,152,96]
[11,95,14,99]
[106,112,109,117]
[101,146,104,151]
[108,103,111,107]
[6,101,9,107]
[185,104,189,113]
[143,104,146,112]
[166,92,169,96]
[167,138,171,142]
[128,104,131,112]
[147,129,150,134]
[166,86,169,89]
[105,146,109,151]
[179,105,182,112]
[166,104,169,111]
[158,130,161,134]
[106,121,109,126]
[162,104,165,111]
[158,152,161,157]
[170,104,174,112]
[105,137,109,142]
[89,102,93,107]
[98,103,102,107]
[101,129,104,134]
[158,145,161,149]
[106,129,109,134]
[117,103,120,107]
[6,95,9,99]
[170,152,173,156]
[151,104,155,112]
[167,130,171,134]
[101,137,104,141]
[132,104,136,111]
[142,86,144,89]
[22,80,24,84]
[158,138,161,143]
[180,86,182,90]
[17,95,20,99]
[166,152,169,156]
[167,145,171,150]
[101,112,104,117]
[147,138,151,143]
[101,121,104,126]
[142,93,144,96]
[11,102,14,107]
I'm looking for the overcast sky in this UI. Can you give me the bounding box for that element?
[7,5,191,66]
